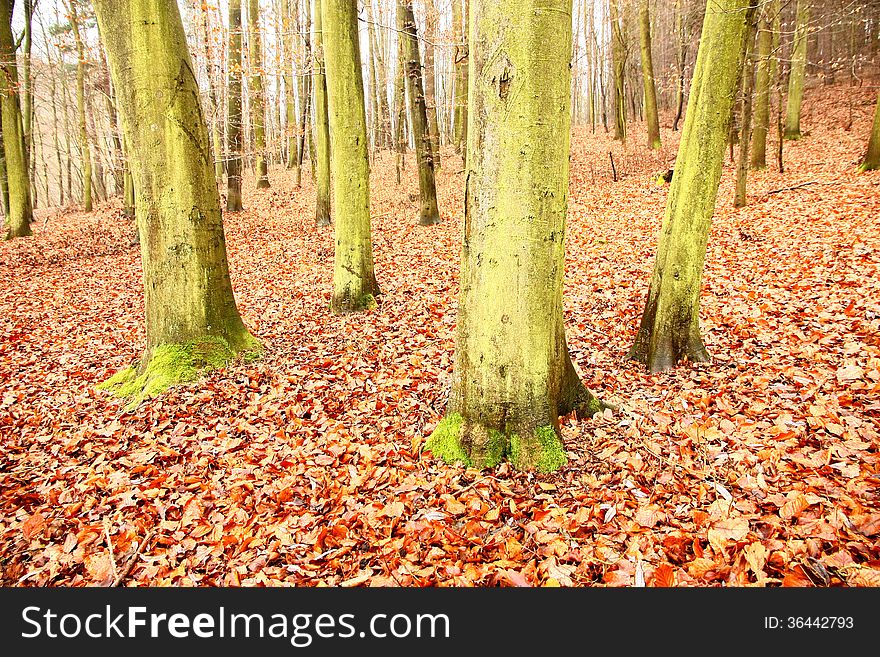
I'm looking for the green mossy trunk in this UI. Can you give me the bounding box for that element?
[93,0,260,403]
[0,117,9,216]
[629,0,754,373]
[426,0,600,474]
[0,0,32,239]
[321,0,380,314]
[69,3,92,213]
[227,0,244,212]
[672,0,687,132]
[784,0,810,140]
[859,92,880,172]
[638,0,661,150]
[400,0,441,226]
[735,13,758,207]
[452,0,469,156]
[750,8,773,169]
[282,0,297,169]
[248,0,270,188]
[314,0,332,226]
[609,0,627,142]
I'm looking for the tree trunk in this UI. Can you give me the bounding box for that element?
[400,0,440,226]
[0,0,32,238]
[68,2,92,212]
[283,0,297,169]
[609,0,627,142]
[426,0,600,473]
[227,0,244,212]
[750,5,773,169]
[452,0,469,156]
[735,13,758,207]
[860,91,880,172]
[314,0,332,226]
[629,0,754,372]
[295,0,312,187]
[248,0,270,188]
[784,0,810,140]
[321,0,380,313]
[198,1,225,182]
[423,0,441,169]
[93,0,260,404]
[21,0,32,175]
[367,0,391,150]
[394,1,407,183]
[638,0,661,149]
[672,0,688,131]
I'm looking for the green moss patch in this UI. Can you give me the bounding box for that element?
[509,426,567,473]
[98,336,260,409]
[424,413,470,466]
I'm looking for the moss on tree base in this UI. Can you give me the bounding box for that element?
[98,334,261,408]
[425,413,568,473]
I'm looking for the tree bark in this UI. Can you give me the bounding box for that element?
[426,0,600,473]
[400,0,440,226]
[423,0,441,169]
[68,1,92,212]
[227,0,244,211]
[0,0,32,238]
[629,0,754,372]
[248,0,270,188]
[638,0,661,149]
[735,13,758,207]
[750,4,773,169]
[860,91,880,172]
[452,0,469,156]
[609,0,627,142]
[784,0,810,140]
[93,0,259,403]
[314,0,332,226]
[321,0,380,313]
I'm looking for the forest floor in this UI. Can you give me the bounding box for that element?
[1,83,878,587]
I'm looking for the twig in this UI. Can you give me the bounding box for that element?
[104,519,118,585]
[113,529,156,587]
[766,180,818,195]
[609,151,617,182]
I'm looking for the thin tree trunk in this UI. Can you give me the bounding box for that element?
[784,0,810,140]
[321,0,380,313]
[609,0,627,142]
[672,0,687,131]
[227,0,244,211]
[314,0,332,226]
[423,0,441,169]
[400,0,440,225]
[199,1,225,181]
[93,0,260,403]
[735,12,758,207]
[750,4,773,169]
[452,0,468,155]
[426,0,600,473]
[248,0,270,187]
[394,1,407,183]
[629,0,755,372]
[639,0,661,149]
[68,1,92,212]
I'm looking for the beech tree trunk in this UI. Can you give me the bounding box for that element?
[785,0,810,140]
[0,0,32,239]
[68,2,92,212]
[321,0,380,313]
[423,0,441,169]
[629,0,754,372]
[426,0,600,473]
[314,0,332,226]
[248,0,270,188]
[227,0,244,212]
[452,0,468,155]
[750,5,773,169]
[860,91,880,172]
[639,0,661,149]
[735,14,758,207]
[94,0,260,403]
[400,0,440,226]
[609,0,627,142]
